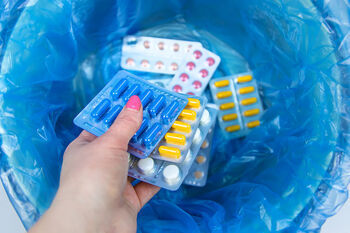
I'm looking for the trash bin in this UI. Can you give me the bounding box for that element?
[0,0,349,232]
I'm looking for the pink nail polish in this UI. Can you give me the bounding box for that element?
[126,95,141,111]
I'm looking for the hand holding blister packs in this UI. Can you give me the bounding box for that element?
[209,73,263,139]
[74,70,188,158]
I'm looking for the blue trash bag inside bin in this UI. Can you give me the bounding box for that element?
[1,0,350,232]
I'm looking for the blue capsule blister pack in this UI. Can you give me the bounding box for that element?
[128,104,218,190]
[184,120,216,187]
[209,72,263,139]
[150,96,208,163]
[74,70,188,158]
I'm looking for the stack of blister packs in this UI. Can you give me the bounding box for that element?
[74,36,263,190]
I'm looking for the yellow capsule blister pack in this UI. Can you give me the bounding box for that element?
[209,72,263,139]
[151,96,208,163]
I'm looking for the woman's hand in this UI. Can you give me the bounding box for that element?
[29,95,160,233]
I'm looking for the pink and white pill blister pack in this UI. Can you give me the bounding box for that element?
[168,47,221,96]
[121,36,202,75]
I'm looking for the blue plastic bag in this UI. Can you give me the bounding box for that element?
[1,0,349,232]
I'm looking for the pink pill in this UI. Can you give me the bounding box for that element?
[193,50,202,59]
[141,60,150,68]
[187,92,195,95]
[156,61,164,70]
[158,42,165,50]
[199,69,209,78]
[126,58,135,66]
[171,63,179,71]
[206,57,215,66]
[144,41,150,49]
[192,81,202,89]
[173,85,182,93]
[187,62,196,71]
[180,73,189,82]
[173,43,180,52]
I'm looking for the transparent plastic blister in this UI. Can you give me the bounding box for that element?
[121,36,203,74]
[151,96,208,163]
[168,47,221,96]
[209,72,263,139]
[74,71,188,158]
[184,120,216,187]
[128,104,218,190]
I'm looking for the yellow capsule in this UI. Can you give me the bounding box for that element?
[220,102,235,110]
[187,98,201,109]
[165,133,186,146]
[247,120,260,128]
[171,121,191,134]
[216,91,232,99]
[226,125,241,132]
[159,146,181,159]
[239,86,255,94]
[222,113,238,121]
[236,75,253,83]
[243,108,260,117]
[179,109,197,121]
[214,80,230,88]
[241,97,257,106]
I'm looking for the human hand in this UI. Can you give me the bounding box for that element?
[29,95,160,233]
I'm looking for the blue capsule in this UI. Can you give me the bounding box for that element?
[161,100,180,124]
[123,84,141,102]
[111,78,129,100]
[148,95,166,118]
[91,99,111,120]
[103,105,123,125]
[132,118,149,141]
[143,123,162,147]
[139,89,154,109]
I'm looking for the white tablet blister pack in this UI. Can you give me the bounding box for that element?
[151,96,208,163]
[128,104,218,191]
[184,121,216,187]
[121,36,202,74]
[168,47,221,96]
[209,72,263,139]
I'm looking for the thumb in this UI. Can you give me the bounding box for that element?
[97,95,143,151]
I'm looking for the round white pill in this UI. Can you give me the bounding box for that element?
[200,109,211,126]
[137,158,155,175]
[193,129,202,145]
[163,165,180,185]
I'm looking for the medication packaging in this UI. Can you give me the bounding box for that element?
[209,72,263,139]
[128,104,218,190]
[121,36,202,74]
[74,70,188,158]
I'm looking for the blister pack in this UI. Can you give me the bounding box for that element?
[184,121,216,187]
[127,104,218,190]
[209,72,263,139]
[121,36,202,74]
[74,70,188,158]
[151,96,208,163]
[148,78,172,88]
[168,47,221,96]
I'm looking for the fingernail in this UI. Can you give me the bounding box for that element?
[126,95,141,111]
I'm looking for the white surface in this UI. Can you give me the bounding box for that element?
[0,181,349,232]
[321,187,350,233]
[0,183,26,233]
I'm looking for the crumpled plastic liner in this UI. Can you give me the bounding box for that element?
[0,0,349,232]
